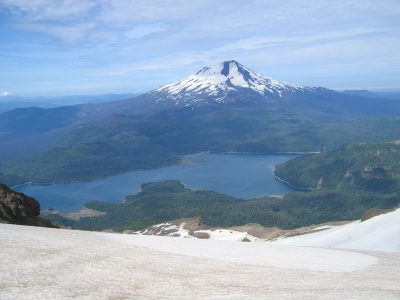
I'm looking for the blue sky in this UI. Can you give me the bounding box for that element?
[0,0,399,97]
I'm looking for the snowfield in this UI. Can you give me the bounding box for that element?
[1,222,399,299]
[274,208,400,252]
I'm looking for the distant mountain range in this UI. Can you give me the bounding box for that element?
[1,60,400,184]
[341,90,379,98]
[342,90,400,100]
[0,93,138,113]
[112,60,400,116]
[1,60,399,127]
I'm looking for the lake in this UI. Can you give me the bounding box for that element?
[15,153,297,212]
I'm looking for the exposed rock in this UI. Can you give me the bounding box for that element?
[0,183,55,227]
[135,218,353,242]
[137,222,186,237]
[192,232,210,239]
[61,207,106,221]
[182,217,210,232]
[229,221,351,241]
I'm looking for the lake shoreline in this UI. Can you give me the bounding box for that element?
[14,152,309,212]
[12,151,317,188]
[272,168,314,191]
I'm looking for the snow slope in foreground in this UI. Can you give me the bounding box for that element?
[1,223,399,299]
[274,208,400,252]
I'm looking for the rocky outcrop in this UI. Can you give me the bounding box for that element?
[0,183,54,227]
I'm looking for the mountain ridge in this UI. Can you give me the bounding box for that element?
[0,182,54,227]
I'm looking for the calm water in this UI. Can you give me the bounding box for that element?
[16,153,297,212]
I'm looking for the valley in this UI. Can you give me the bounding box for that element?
[1,61,400,186]
[15,152,297,212]
[44,178,399,232]
[1,61,399,235]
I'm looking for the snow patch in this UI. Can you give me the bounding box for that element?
[274,208,400,252]
[194,229,259,242]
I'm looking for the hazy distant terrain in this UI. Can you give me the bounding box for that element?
[1,62,399,185]
[0,93,137,112]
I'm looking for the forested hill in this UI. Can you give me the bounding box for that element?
[274,141,400,193]
[45,180,400,232]
[2,113,400,186]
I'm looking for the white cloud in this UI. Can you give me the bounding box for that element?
[0,0,97,21]
[124,24,167,39]
[97,0,207,24]
[106,27,393,71]
[16,22,96,43]
[0,91,12,97]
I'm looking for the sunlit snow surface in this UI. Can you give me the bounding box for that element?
[1,223,400,299]
[274,208,400,252]
[137,209,400,253]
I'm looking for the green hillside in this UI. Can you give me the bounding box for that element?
[2,107,400,185]
[274,142,400,193]
[45,180,399,232]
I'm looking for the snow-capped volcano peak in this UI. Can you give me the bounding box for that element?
[192,60,300,94]
[150,60,315,105]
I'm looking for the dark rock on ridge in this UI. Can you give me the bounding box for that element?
[0,183,55,227]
